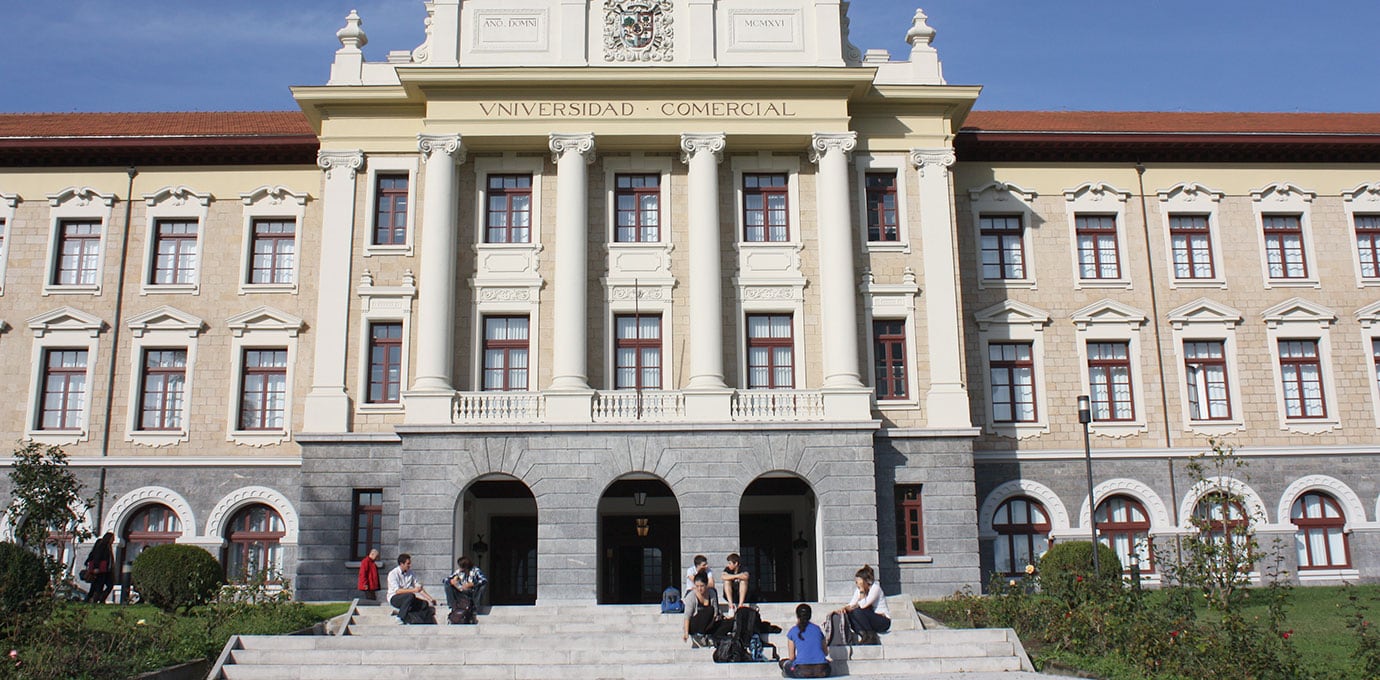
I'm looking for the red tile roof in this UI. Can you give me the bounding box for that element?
[0,111,314,139]
[963,111,1380,136]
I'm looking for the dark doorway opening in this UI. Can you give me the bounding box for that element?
[741,476,817,602]
[461,478,537,605]
[598,477,680,604]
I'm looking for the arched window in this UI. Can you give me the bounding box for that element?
[1193,493,1248,546]
[224,504,285,579]
[1291,492,1349,569]
[122,504,182,560]
[993,496,1050,575]
[1095,495,1152,573]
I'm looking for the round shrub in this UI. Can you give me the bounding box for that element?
[131,544,224,612]
[0,541,49,613]
[1038,541,1123,605]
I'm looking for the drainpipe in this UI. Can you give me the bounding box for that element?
[94,166,138,535]
[1134,163,1173,449]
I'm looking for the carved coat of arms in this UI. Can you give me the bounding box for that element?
[604,0,673,62]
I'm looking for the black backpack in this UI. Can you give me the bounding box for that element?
[713,607,767,663]
[403,602,436,625]
[448,593,477,624]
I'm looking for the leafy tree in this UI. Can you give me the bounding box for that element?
[4,442,96,580]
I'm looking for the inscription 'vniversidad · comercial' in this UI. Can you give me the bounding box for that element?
[476,101,798,118]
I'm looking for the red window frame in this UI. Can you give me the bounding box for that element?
[1263,214,1308,279]
[38,349,88,431]
[1373,339,1380,396]
[1087,342,1135,422]
[614,314,662,390]
[993,497,1051,576]
[1356,215,1380,279]
[895,485,925,557]
[225,504,286,579]
[351,489,384,561]
[614,174,661,243]
[979,215,1025,280]
[238,349,288,430]
[865,172,899,242]
[54,220,102,286]
[1169,215,1215,279]
[989,342,1037,423]
[1291,492,1350,569]
[150,219,198,285]
[122,504,182,559]
[1095,495,1154,574]
[746,314,795,389]
[872,319,908,400]
[138,349,187,431]
[482,316,530,391]
[743,173,790,242]
[248,219,296,284]
[1184,340,1232,421]
[373,174,409,245]
[366,323,403,404]
[1075,214,1121,279]
[485,174,533,244]
[1279,339,1326,419]
[1193,494,1249,546]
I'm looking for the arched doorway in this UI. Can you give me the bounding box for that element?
[597,476,680,604]
[740,475,817,602]
[459,476,537,605]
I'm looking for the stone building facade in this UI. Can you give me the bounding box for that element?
[0,3,1378,604]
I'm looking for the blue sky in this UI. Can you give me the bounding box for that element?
[4,1,1378,113]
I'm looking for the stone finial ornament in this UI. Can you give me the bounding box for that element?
[337,10,368,51]
[905,8,936,48]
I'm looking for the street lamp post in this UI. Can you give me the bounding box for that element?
[1077,395,1101,575]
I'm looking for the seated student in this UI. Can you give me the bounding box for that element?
[780,603,831,678]
[722,552,751,612]
[444,556,488,612]
[387,553,437,624]
[835,564,890,644]
[682,572,722,647]
[685,554,716,597]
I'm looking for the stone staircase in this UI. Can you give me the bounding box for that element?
[212,596,1033,679]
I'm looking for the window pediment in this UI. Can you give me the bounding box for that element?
[1262,297,1336,328]
[1157,182,1224,205]
[126,306,206,338]
[240,185,309,207]
[974,300,1050,331]
[968,181,1036,206]
[47,186,115,208]
[1071,300,1147,330]
[0,192,17,209]
[1343,182,1380,207]
[27,307,105,337]
[144,185,212,208]
[227,306,305,337]
[1355,301,1380,329]
[1063,182,1130,204]
[1251,182,1316,205]
[1167,298,1243,330]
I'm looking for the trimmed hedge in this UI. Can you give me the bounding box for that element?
[0,541,48,614]
[1038,541,1123,606]
[130,544,224,612]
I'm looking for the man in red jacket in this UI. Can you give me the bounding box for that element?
[357,549,381,603]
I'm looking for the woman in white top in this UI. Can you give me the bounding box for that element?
[835,564,890,644]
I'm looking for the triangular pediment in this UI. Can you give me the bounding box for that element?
[974,300,1051,330]
[1166,298,1243,329]
[126,306,206,338]
[1262,297,1336,327]
[1356,300,1380,328]
[226,306,305,337]
[27,307,106,338]
[1071,299,1148,329]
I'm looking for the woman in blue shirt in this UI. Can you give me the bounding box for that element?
[780,603,831,678]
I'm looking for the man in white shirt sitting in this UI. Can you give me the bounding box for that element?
[387,553,437,624]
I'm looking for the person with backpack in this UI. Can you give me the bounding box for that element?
[444,555,487,624]
[83,532,116,604]
[387,553,437,624]
[682,571,721,647]
[780,603,831,678]
[834,564,890,644]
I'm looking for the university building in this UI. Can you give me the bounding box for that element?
[1,2,1378,604]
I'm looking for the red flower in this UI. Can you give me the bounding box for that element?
[1169,630,1180,638]
[1282,630,1292,640]
[1075,575,1084,583]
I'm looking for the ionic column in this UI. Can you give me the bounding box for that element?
[910,148,972,428]
[548,133,596,393]
[303,149,365,432]
[810,133,865,391]
[680,133,728,391]
[408,134,465,407]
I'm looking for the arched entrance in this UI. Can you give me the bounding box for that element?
[740,475,817,602]
[597,476,680,604]
[459,476,537,605]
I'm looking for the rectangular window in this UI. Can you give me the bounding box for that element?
[979,215,1025,280]
[1356,215,1380,279]
[1279,340,1326,418]
[865,173,899,242]
[373,174,409,245]
[614,174,661,243]
[1075,215,1120,279]
[1184,341,1231,421]
[482,316,530,391]
[1087,342,1135,421]
[485,174,533,244]
[872,319,908,400]
[248,219,296,284]
[989,342,1037,423]
[746,314,794,389]
[53,220,102,286]
[1373,339,1380,398]
[150,220,198,285]
[1169,215,1214,279]
[614,314,662,390]
[38,349,88,430]
[743,173,789,242]
[138,349,187,430]
[351,489,383,561]
[895,485,925,557]
[1263,214,1308,279]
[366,323,403,404]
[238,349,288,430]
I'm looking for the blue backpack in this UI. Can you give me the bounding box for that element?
[660,586,684,614]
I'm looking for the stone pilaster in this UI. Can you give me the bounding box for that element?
[303,149,364,433]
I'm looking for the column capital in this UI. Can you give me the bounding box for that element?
[909,147,956,178]
[417,133,466,163]
[680,133,727,164]
[549,133,596,164]
[809,132,858,164]
[316,149,365,181]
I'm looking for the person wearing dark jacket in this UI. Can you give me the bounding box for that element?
[84,532,116,604]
